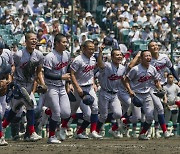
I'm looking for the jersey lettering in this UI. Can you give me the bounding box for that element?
[155,64,166,71]
[108,74,123,81]
[83,65,95,73]
[55,61,68,70]
[138,75,152,82]
[20,61,28,68]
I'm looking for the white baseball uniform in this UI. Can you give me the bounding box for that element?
[70,53,98,122]
[43,49,71,121]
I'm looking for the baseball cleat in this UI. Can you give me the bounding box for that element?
[164,131,171,138]
[89,131,103,139]
[123,129,130,138]
[0,137,8,146]
[146,129,152,139]
[47,136,61,144]
[108,128,122,138]
[29,132,42,141]
[75,133,89,139]
[131,131,138,138]
[155,130,161,138]
[59,127,67,141]
[138,134,150,140]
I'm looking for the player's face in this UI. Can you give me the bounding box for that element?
[141,51,152,66]
[26,33,37,51]
[112,50,123,65]
[167,75,174,84]
[83,42,95,58]
[56,37,68,52]
[149,42,159,54]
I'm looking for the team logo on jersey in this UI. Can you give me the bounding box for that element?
[138,75,152,82]
[155,64,166,71]
[83,65,95,73]
[108,74,123,80]
[55,61,68,70]
[20,61,28,68]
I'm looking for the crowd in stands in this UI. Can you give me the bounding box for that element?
[0,0,179,59]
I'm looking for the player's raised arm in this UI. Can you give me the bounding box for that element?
[97,44,105,69]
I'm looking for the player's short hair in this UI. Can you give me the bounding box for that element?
[54,33,66,46]
[140,50,150,57]
[148,40,157,49]
[25,31,37,40]
[167,73,173,77]
[111,49,121,57]
[82,40,94,48]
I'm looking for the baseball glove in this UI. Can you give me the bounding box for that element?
[0,80,7,96]
[81,91,94,106]
[36,84,48,94]
[153,89,165,98]
[131,95,143,107]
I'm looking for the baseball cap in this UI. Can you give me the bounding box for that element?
[162,17,167,21]
[124,4,129,7]
[86,12,92,18]
[105,0,111,3]
[133,23,138,27]
[38,17,45,22]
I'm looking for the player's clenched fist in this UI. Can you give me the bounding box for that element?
[61,73,71,81]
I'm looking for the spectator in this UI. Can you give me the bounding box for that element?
[19,0,33,16]
[129,13,142,27]
[150,9,161,28]
[140,25,154,41]
[11,18,23,35]
[138,10,147,24]
[32,1,42,15]
[128,23,141,43]
[88,17,101,35]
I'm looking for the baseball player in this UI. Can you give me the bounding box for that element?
[124,50,162,140]
[117,51,142,138]
[163,73,180,136]
[0,42,14,145]
[2,32,45,141]
[95,46,125,138]
[68,40,101,139]
[148,41,177,138]
[43,33,71,144]
[128,43,174,138]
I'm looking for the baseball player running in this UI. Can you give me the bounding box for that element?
[0,42,14,145]
[95,46,125,138]
[148,41,177,138]
[124,50,162,140]
[2,32,45,141]
[43,33,71,144]
[163,73,180,136]
[69,40,101,139]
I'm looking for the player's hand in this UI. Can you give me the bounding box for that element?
[99,44,105,52]
[128,90,135,97]
[0,80,7,87]
[62,73,71,81]
[93,84,98,92]
[77,87,83,97]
